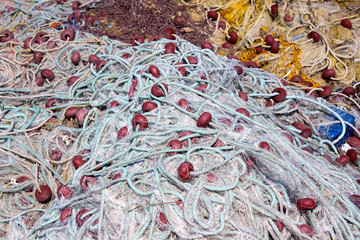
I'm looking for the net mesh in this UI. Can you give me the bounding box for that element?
[0,1,359,240]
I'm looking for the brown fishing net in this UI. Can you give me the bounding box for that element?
[81,0,213,46]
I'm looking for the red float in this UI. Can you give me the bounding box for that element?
[164,42,176,54]
[41,69,55,81]
[57,185,72,199]
[45,98,61,108]
[0,31,14,43]
[157,212,168,231]
[24,37,32,49]
[167,139,182,156]
[194,84,207,93]
[322,69,335,79]
[18,176,33,192]
[164,28,176,40]
[291,75,303,84]
[274,221,284,232]
[349,194,360,209]
[33,52,43,64]
[347,137,360,148]
[245,61,259,68]
[149,65,160,78]
[35,185,52,203]
[46,41,58,49]
[213,139,225,147]
[270,41,279,53]
[178,99,190,111]
[76,209,89,227]
[72,155,86,169]
[88,54,100,65]
[117,127,128,139]
[71,51,80,65]
[67,76,79,86]
[272,88,287,102]
[72,1,81,10]
[179,131,197,147]
[346,149,357,162]
[80,176,98,190]
[298,224,313,237]
[60,28,75,41]
[282,132,293,143]
[131,114,148,130]
[131,35,144,46]
[308,31,320,42]
[259,142,270,151]
[336,155,350,166]
[60,208,72,222]
[222,42,233,49]
[50,149,62,161]
[187,56,198,65]
[207,11,218,21]
[340,19,352,29]
[197,112,212,127]
[148,36,160,42]
[270,4,278,16]
[76,109,89,125]
[175,63,187,76]
[96,60,107,72]
[227,31,238,44]
[238,91,248,101]
[122,53,131,59]
[292,121,305,130]
[151,83,168,97]
[236,108,250,117]
[142,101,157,112]
[108,100,119,109]
[321,154,333,164]
[112,173,122,180]
[318,86,332,98]
[297,198,317,210]
[256,47,265,54]
[265,35,274,45]
[343,87,355,96]
[234,66,243,75]
[201,42,214,51]
[300,128,312,139]
[65,107,79,119]
[178,162,194,181]
[174,16,187,26]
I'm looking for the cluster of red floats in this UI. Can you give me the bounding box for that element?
[10,4,359,237]
[255,34,280,54]
[206,10,239,50]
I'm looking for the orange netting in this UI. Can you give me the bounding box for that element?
[239,26,320,88]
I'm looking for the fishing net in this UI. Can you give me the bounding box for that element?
[188,0,360,88]
[0,1,360,240]
[80,0,213,46]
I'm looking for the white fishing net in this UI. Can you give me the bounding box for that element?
[0,1,359,240]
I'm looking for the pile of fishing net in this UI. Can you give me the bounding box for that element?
[39,0,360,89]
[80,0,213,46]
[189,0,360,88]
[0,1,360,240]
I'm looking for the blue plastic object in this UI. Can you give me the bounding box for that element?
[317,106,355,146]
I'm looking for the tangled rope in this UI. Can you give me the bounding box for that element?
[0,1,360,240]
[187,0,360,88]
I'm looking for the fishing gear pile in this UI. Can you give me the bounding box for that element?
[188,0,360,88]
[0,1,360,240]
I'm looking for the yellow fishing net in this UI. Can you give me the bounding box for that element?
[181,0,360,88]
[239,26,320,88]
